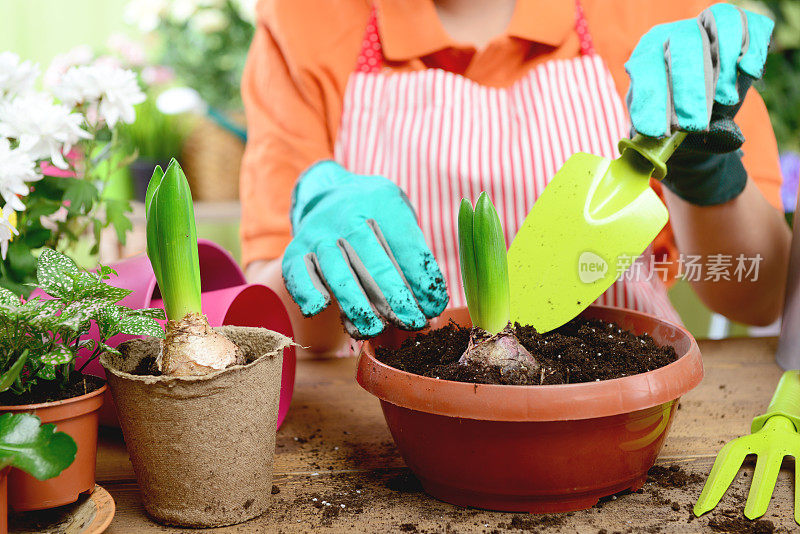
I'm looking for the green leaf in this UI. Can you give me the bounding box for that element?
[0,413,76,480]
[7,243,37,279]
[0,287,20,307]
[0,351,28,393]
[36,248,79,299]
[458,198,481,329]
[36,364,56,380]
[97,343,121,357]
[26,299,63,330]
[98,265,117,280]
[472,192,509,334]
[117,314,165,338]
[94,306,124,339]
[145,165,164,285]
[60,298,115,329]
[457,193,509,334]
[70,271,131,304]
[39,346,75,366]
[105,198,133,246]
[63,179,98,216]
[146,159,201,319]
[130,307,166,320]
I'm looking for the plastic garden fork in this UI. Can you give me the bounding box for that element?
[694,370,800,524]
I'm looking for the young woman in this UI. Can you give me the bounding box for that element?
[240,0,790,353]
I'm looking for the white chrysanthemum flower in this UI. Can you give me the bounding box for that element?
[191,8,228,33]
[0,52,39,99]
[0,138,40,212]
[0,203,19,260]
[0,93,91,169]
[54,64,145,128]
[124,0,168,32]
[43,45,93,88]
[169,0,199,23]
[231,0,256,23]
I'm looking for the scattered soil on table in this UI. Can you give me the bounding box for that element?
[376,318,678,385]
[497,514,566,531]
[0,374,104,405]
[708,513,777,533]
[647,464,704,488]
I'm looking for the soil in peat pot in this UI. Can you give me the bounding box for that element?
[0,374,105,405]
[375,317,678,385]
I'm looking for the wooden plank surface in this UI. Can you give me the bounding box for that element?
[92,337,796,533]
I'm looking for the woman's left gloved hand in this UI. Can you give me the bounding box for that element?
[625,3,774,205]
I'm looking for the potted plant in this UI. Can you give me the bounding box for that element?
[0,51,145,296]
[100,160,291,527]
[0,412,76,534]
[0,247,164,511]
[119,97,188,202]
[357,193,704,513]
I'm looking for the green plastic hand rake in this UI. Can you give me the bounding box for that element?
[694,370,800,524]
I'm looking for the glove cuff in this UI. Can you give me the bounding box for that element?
[662,150,747,206]
[290,160,347,230]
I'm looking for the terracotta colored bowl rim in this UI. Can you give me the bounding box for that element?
[357,305,703,422]
[0,383,107,412]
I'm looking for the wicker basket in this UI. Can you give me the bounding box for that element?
[181,112,245,201]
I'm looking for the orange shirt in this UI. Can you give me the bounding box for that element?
[240,0,783,274]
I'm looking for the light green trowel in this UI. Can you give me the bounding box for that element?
[508,132,685,333]
[694,370,800,524]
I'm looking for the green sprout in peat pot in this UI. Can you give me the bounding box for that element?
[458,192,540,379]
[145,159,243,376]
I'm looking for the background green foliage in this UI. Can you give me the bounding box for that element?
[157,0,254,112]
[750,0,800,151]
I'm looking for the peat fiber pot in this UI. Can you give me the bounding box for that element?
[2,384,106,511]
[100,326,289,528]
[357,305,703,513]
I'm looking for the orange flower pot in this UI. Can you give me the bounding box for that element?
[357,305,703,513]
[1,385,105,511]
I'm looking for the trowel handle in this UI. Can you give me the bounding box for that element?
[751,370,800,433]
[617,131,687,181]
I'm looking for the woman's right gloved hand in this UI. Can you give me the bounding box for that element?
[282,161,449,338]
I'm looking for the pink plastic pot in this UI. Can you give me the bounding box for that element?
[357,305,703,513]
[32,240,295,429]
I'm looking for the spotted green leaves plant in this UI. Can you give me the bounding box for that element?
[0,413,76,480]
[0,248,165,396]
[457,192,510,334]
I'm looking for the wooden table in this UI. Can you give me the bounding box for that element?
[95,337,795,533]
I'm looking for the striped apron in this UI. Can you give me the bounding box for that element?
[334,2,681,324]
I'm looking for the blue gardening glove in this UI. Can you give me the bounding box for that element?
[625,4,774,205]
[282,161,449,338]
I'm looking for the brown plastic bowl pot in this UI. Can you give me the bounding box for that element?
[357,305,703,513]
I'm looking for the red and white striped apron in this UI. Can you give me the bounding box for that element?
[334,2,681,324]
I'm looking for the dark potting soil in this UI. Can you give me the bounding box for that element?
[0,374,104,406]
[375,318,678,385]
[131,355,161,376]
